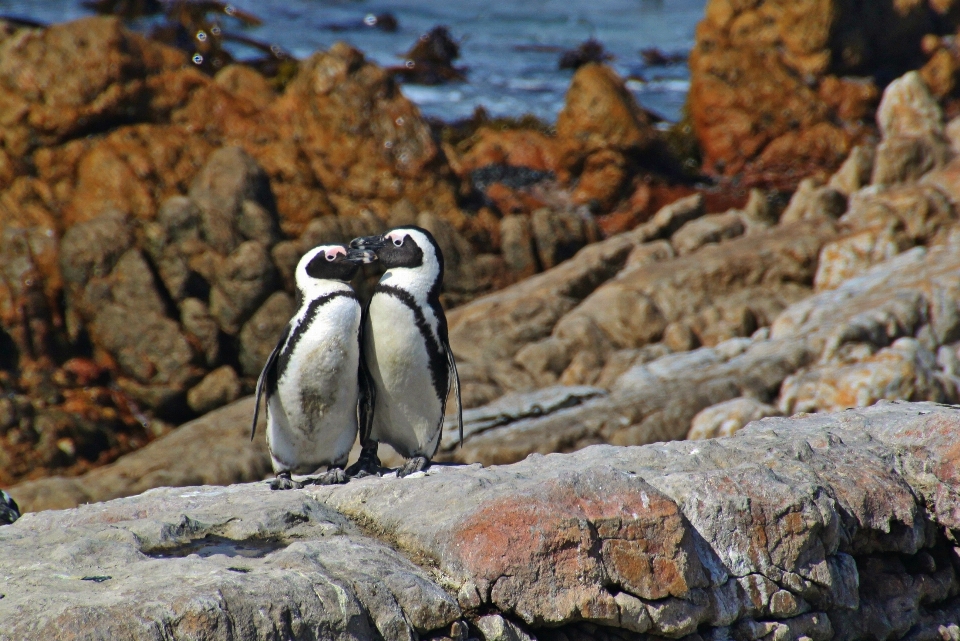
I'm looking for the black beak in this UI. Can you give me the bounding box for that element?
[349,235,387,251]
[346,246,378,264]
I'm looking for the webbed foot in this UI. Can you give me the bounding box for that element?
[346,446,382,478]
[310,467,348,486]
[397,456,429,478]
[270,471,304,491]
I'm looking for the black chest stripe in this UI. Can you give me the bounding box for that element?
[275,290,359,386]
[373,284,449,407]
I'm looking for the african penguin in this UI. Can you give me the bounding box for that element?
[251,244,366,490]
[346,226,463,478]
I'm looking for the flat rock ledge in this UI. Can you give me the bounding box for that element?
[2,402,960,641]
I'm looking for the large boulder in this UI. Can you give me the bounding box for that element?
[2,401,960,640]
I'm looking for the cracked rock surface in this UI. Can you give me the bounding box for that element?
[2,401,960,641]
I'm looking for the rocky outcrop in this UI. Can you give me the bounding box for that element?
[2,401,959,641]
[8,396,270,513]
[433,70,960,465]
[687,0,960,179]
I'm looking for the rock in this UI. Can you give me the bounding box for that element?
[871,134,953,185]
[554,63,659,175]
[530,207,591,270]
[814,183,957,291]
[437,385,607,453]
[686,397,781,439]
[6,396,271,513]
[475,615,536,641]
[778,337,957,414]
[456,128,559,175]
[876,71,946,140]
[238,292,295,378]
[4,401,960,637]
[0,16,183,160]
[687,1,959,178]
[828,144,875,195]
[670,211,747,256]
[499,215,538,277]
[188,146,280,255]
[186,366,241,415]
[780,179,848,224]
[209,240,276,335]
[446,239,960,465]
[179,297,220,367]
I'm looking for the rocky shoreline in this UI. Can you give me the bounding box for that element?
[2,401,959,640]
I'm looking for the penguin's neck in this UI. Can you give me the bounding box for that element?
[297,280,354,310]
[380,264,439,302]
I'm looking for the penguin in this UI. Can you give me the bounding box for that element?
[0,489,19,525]
[251,244,366,490]
[345,226,463,478]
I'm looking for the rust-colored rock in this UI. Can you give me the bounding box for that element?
[687,0,957,179]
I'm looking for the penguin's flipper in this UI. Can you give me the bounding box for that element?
[445,343,463,448]
[252,324,290,441]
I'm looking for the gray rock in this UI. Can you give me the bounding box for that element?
[671,211,747,256]
[871,134,952,186]
[179,297,220,367]
[475,615,535,641]
[7,396,271,513]
[238,291,294,377]
[4,401,960,638]
[531,207,589,270]
[209,240,277,335]
[58,210,134,287]
[686,397,781,440]
[780,179,847,224]
[499,214,538,277]
[189,146,279,254]
[186,365,241,415]
[828,144,875,196]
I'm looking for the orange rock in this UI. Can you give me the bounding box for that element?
[457,128,559,175]
[555,63,659,175]
[484,182,545,216]
[689,0,943,178]
[571,149,629,210]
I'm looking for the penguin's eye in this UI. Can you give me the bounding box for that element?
[325,253,336,262]
[393,237,403,247]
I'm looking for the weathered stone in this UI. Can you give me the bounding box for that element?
[209,240,276,335]
[188,146,279,255]
[780,179,848,224]
[686,397,781,440]
[671,212,747,256]
[475,615,536,641]
[186,365,241,415]
[5,401,960,638]
[828,145,875,196]
[238,291,295,378]
[7,396,271,513]
[179,297,220,367]
[499,214,538,277]
[876,71,946,141]
[778,337,957,415]
[871,134,953,186]
[530,207,590,270]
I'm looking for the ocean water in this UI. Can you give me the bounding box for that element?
[0,0,706,123]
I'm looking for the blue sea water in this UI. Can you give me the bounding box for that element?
[0,0,706,123]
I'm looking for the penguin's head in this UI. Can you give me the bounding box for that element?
[349,226,443,276]
[295,245,363,292]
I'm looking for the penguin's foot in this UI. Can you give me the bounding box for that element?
[397,456,430,478]
[345,449,382,478]
[270,471,304,491]
[310,468,348,486]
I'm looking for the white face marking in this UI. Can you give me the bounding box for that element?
[385,231,407,247]
[324,246,346,261]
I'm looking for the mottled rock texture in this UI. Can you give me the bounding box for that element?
[2,401,960,641]
[687,0,960,179]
